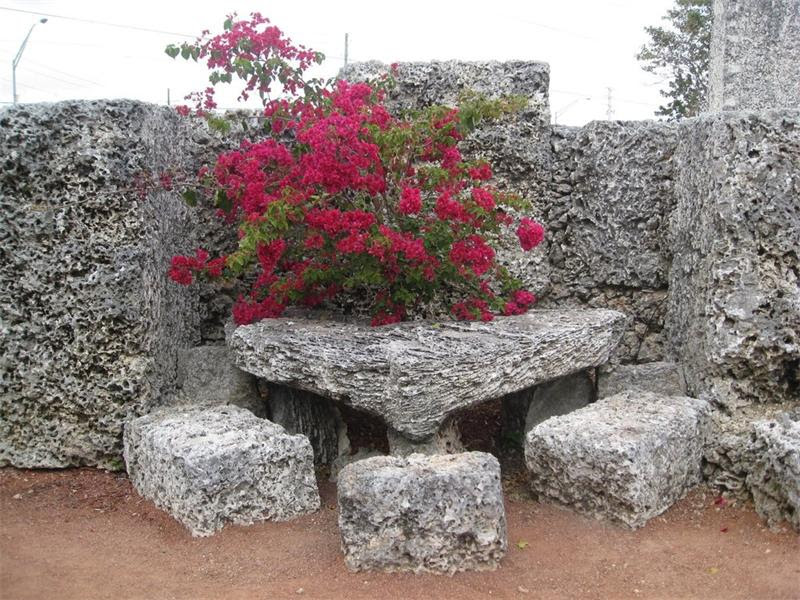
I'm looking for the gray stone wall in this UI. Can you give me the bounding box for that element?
[708,0,800,111]
[0,100,236,468]
[667,110,800,407]
[537,121,679,362]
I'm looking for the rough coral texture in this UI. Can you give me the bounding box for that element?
[387,418,464,457]
[667,110,800,408]
[172,345,265,417]
[0,100,236,469]
[123,405,320,537]
[539,122,679,363]
[524,371,593,434]
[525,391,711,528]
[709,0,800,111]
[746,411,800,531]
[265,383,346,466]
[337,452,507,573]
[229,309,626,440]
[703,402,797,500]
[598,361,686,399]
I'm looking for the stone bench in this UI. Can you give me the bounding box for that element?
[337,452,507,573]
[524,390,711,528]
[123,405,320,536]
[228,309,626,446]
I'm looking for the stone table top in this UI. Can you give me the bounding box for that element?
[228,309,626,440]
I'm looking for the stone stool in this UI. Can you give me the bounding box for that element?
[337,452,507,573]
[525,391,711,528]
[123,405,320,536]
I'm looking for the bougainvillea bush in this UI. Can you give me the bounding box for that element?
[166,14,545,326]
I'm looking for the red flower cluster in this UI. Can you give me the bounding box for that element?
[517,217,545,251]
[167,15,546,326]
[168,249,225,285]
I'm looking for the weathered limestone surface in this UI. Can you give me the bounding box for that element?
[598,361,686,399]
[229,309,626,440]
[123,405,320,537]
[747,412,800,531]
[330,448,384,483]
[0,100,235,469]
[703,402,797,499]
[387,418,464,457]
[539,122,679,363]
[524,371,593,433]
[525,391,711,528]
[709,0,800,111]
[667,110,800,407]
[337,452,507,573]
[172,345,265,417]
[266,383,345,466]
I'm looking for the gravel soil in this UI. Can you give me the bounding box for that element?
[1,467,798,600]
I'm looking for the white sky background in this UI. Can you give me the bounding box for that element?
[0,0,674,126]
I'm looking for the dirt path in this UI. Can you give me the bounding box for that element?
[1,468,798,600]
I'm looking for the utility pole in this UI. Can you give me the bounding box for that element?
[606,87,615,120]
[167,88,171,106]
[344,33,349,67]
[12,18,48,104]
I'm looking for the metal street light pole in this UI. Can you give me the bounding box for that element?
[12,18,48,105]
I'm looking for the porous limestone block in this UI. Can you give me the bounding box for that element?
[667,110,800,407]
[265,382,345,466]
[337,452,507,573]
[525,371,593,434]
[708,0,800,111]
[747,413,800,531]
[0,100,238,469]
[598,361,686,399]
[387,418,464,457]
[173,345,265,417]
[525,391,711,528]
[123,405,320,537]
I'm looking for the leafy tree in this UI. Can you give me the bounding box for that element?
[637,0,712,120]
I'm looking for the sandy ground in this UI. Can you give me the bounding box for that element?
[1,468,798,600]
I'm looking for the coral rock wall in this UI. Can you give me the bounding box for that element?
[667,110,800,406]
[0,100,234,468]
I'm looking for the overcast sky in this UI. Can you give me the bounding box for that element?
[0,0,675,125]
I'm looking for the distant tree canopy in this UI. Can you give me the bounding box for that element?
[637,0,713,120]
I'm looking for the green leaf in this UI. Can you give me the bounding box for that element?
[215,189,232,213]
[516,540,529,549]
[181,188,198,207]
[180,45,191,60]
[164,45,180,59]
[223,18,233,31]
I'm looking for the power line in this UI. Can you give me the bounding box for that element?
[495,13,603,42]
[26,58,102,86]
[0,6,195,38]
[24,67,95,88]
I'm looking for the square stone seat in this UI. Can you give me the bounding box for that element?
[525,391,711,528]
[229,309,626,441]
[337,452,507,573]
[123,405,320,536]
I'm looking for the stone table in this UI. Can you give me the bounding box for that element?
[228,309,626,445]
